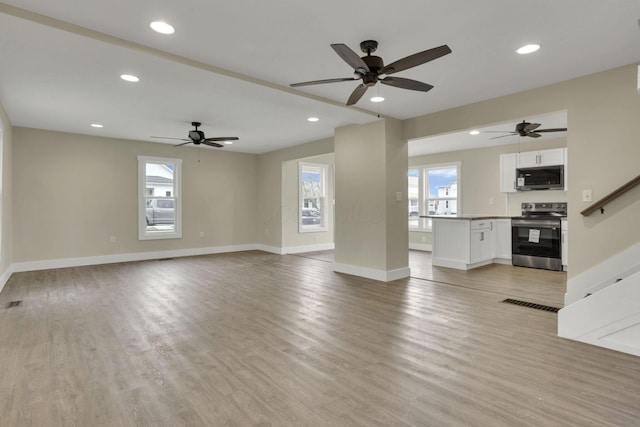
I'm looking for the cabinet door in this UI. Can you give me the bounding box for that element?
[538,148,565,166]
[516,151,540,168]
[500,153,517,193]
[470,221,494,264]
[495,219,512,260]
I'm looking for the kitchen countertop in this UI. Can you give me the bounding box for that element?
[421,215,513,220]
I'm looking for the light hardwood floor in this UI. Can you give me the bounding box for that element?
[1,250,638,426]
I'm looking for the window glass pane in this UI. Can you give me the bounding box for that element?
[138,156,182,240]
[408,163,460,230]
[408,170,419,228]
[300,163,327,231]
[427,167,457,199]
[144,162,175,232]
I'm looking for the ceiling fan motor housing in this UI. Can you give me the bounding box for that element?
[189,130,205,141]
[361,55,384,86]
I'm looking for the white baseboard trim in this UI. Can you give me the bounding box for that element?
[565,241,640,305]
[409,243,432,252]
[333,263,410,282]
[11,244,262,273]
[282,242,335,254]
[254,244,285,255]
[0,265,15,295]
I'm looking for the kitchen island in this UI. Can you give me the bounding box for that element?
[430,216,512,270]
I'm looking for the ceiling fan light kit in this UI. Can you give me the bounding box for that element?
[290,40,451,106]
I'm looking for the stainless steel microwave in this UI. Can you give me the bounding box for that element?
[516,165,564,190]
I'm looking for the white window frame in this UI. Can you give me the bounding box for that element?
[0,126,3,264]
[409,162,461,231]
[299,162,328,233]
[138,155,183,240]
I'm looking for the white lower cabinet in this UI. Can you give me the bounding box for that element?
[470,220,495,264]
[433,218,500,270]
[494,219,512,262]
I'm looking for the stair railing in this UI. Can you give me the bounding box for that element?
[580,174,640,216]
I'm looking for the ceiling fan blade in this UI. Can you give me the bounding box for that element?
[174,141,193,147]
[331,44,370,72]
[290,77,358,87]
[205,137,239,142]
[382,44,452,75]
[201,141,224,148]
[484,130,516,134]
[489,134,517,140]
[381,77,433,92]
[151,136,190,141]
[523,123,541,133]
[527,132,542,138]
[347,84,368,105]
[535,128,568,133]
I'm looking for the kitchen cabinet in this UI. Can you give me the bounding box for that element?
[494,219,512,262]
[499,153,517,193]
[517,148,565,168]
[470,220,495,264]
[561,218,568,270]
[432,218,499,270]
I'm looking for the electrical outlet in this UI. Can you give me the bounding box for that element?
[199,231,205,238]
[489,197,495,205]
[582,189,592,202]
[110,236,116,244]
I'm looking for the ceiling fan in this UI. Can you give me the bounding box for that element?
[151,121,238,147]
[485,120,567,140]
[290,40,452,105]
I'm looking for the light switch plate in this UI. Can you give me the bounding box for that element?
[582,189,592,202]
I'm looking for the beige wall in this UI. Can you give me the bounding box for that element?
[0,102,13,278]
[12,127,258,262]
[404,63,640,279]
[282,153,334,250]
[334,119,408,272]
[256,137,334,249]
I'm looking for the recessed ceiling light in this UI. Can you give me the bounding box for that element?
[224,140,234,145]
[516,44,540,55]
[307,117,319,122]
[90,123,103,128]
[120,74,140,82]
[371,96,385,103]
[469,130,480,135]
[150,21,175,35]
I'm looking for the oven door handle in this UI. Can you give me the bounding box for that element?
[512,219,560,228]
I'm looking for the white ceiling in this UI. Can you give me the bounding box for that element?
[1,1,639,154]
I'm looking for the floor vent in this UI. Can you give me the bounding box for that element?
[502,298,560,313]
[5,300,23,309]
[157,258,175,262]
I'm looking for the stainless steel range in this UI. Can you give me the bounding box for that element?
[512,202,567,271]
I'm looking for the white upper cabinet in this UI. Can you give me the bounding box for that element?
[500,153,516,193]
[500,153,517,193]
[517,148,565,167]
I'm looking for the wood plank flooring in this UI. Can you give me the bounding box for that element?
[1,250,638,426]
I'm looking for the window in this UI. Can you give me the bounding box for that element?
[299,162,328,232]
[0,126,3,264]
[138,155,182,240]
[408,162,460,230]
